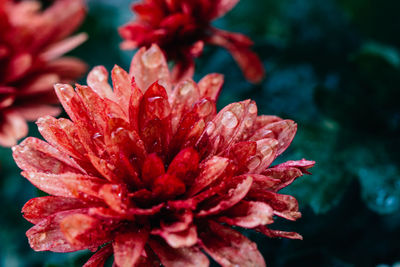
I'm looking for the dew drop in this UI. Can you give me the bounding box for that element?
[198,100,213,117]
[231,103,243,114]
[38,233,47,241]
[92,69,106,82]
[179,81,195,96]
[221,111,238,129]
[244,117,253,128]
[212,76,221,85]
[249,103,257,114]
[206,122,215,135]
[92,132,102,140]
[141,46,162,68]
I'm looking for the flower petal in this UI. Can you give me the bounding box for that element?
[248,138,278,174]
[0,110,28,147]
[149,238,209,267]
[252,120,297,156]
[83,244,113,267]
[218,201,274,228]
[256,226,303,240]
[130,44,171,94]
[26,209,89,252]
[113,229,149,267]
[198,73,224,101]
[12,137,84,174]
[153,224,198,248]
[262,167,304,191]
[170,79,200,132]
[86,66,115,100]
[197,175,253,217]
[167,147,199,184]
[187,156,229,197]
[22,196,87,224]
[60,214,114,248]
[209,30,265,83]
[248,191,301,221]
[203,100,258,155]
[199,220,266,267]
[274,159,316,174]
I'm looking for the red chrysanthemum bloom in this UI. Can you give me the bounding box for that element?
[0,0,87,147]
[13,45,313,267]
[119,0,265,84]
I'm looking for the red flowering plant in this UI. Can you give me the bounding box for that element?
[119,0,265,84]
[13,45,314,267]
[0,0,87,147]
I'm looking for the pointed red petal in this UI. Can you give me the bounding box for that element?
[139,82,172,153]
[113,229,149,267]
[87,66,114,100]
[167,147,199,184]
[21,171,73,198]
[262,167,304,191]
[198,73,224,101]
[142,153,165,186]
[22,196,86,224]
[36,116,87,161]
[256,226,303,240]
[204,100,258,155]
[253,120,297,156]
[111,65,132,113]
[170,80,200,132]
[248,191,301,221]
[218,201,274,228]
[149,238,209,267]
[247,138,278,174]
[187,156,229,197]
[153,224,197,249]
[199,220,266,267]
[152,174,186,200]
[197,175,253,217]
[130,44,171,94]
[13,137,84,174]
[83,244,113,267]
[210,30,265,83]
[26,209,89,252]
[60,214,114,248]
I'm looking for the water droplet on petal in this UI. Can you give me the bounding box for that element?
[231,103,243,115]
[249,103,257,114]
[38,233,47,241]
[212,77,221,85]
[245,117,253,128]
[198,100,213,117]
[221,111,238,129]
[92,69,106,82]
[206,122,215,135]
[142,46,162,68]
[179,81,195,96]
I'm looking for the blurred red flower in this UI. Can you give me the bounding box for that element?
[119,0,265,84]
[13,45,313,267]
[0,0,87,147]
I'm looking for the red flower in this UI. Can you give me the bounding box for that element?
[0,0,87,147]
[13,45,313,267]
[119,0,265,84]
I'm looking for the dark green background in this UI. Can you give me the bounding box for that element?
[1,0,399,266]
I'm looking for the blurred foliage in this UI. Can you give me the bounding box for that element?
[1,0,400,266]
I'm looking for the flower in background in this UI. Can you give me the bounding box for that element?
[13,45,313,267]
[0,0,87,147]
[119,0,265,84]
